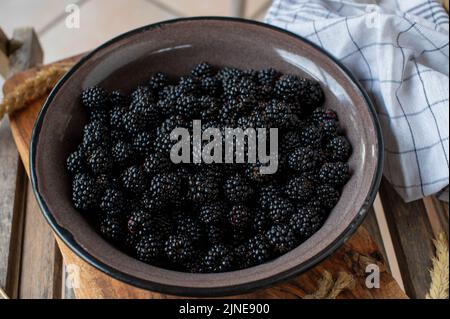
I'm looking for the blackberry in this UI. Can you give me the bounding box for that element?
[247,234,271,266]
[274,74,304,102]
[252,209,269,234]
[96,174,117,193]
[143,153,171,175]
[300,79,324,109]
[149,173,181,203]
[287,147,318,173]
[100,188,125,217]
[257,68,279,86]
[289,206,323,238]
[165,235,193,264]
[131,86,153,105]
[66,148,85,175]
[199,203,225,225]
[191,62,214,78]
[281,131,302,153]
[216,67,243,81]
[138,214,172,238]
[199,96,220,119]
[132,131,153,157]
[123,109,147,136]
[110,129,127,143]
[223,174,253,203]
[245,161,272,184]
[136,234,162,263]
[258,184,280,210]
[87,147,112,175]
[228,205,251,229]
[112,140,134,166]
[188,174,220,204]
[316,184,340,210]
[121,165,147,193]
[284,176,315,202]
[99,217,123,242]
[264,100,296,128]
[109,90,129,107]
[89,109,109,124]
[311,108,338,124]
[175,216,203,244]
[178,76,200,94]
[202,244,233,273]
[148,72,169,92]
[223,76,256,99]
[200,77,221,96]
[109,106,126,130]
[82,121,109,151]
[142,190,165,212]
[318,162,350,187]
[300,125,322,147]
[81,86,108,110]
[321,118,339,138]
[157,86,179,116]
[265,224,297,254]
[206,224,226,244]
[267,197,294,224]
[127,208,150,234]
[175,94,200,118]
[326,136,351,162]
[72,173,99,211]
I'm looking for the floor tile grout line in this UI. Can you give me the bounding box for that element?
[144,0,185,18]
[37,0,91,37]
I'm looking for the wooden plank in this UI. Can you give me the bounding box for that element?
[378,178,435,299]
[362,207,388,263]
[18,182,63,299]
[8,28,43,76]
[423,196,449,240]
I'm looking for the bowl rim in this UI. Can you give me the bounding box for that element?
[30,16,384,297]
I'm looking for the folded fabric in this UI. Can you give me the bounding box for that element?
[265,0,449,202]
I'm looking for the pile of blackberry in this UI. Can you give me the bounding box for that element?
[67,62,352,273]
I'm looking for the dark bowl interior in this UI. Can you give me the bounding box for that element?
[31,17,383,297]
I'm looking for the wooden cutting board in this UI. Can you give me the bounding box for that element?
[3,58,407,299]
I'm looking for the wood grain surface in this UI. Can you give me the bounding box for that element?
[2,59,407,299]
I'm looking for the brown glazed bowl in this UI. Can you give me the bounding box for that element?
[31,17,383,297]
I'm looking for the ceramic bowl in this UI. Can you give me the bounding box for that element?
[30,17,383,297]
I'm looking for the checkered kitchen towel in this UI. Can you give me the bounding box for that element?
[265,0,450,202]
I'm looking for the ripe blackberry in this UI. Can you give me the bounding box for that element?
[316,184,340,210]
[247,234,271,266]
[175,94,200,118]
[121,165,147,193]
[199,97,220,120]
[326,136,351,162]
[131,86,153,105]
[100,188,125,217]
[112,140,134,166]
[252,209,269,234]
[289,206,323,238]
[300,125,322,147]
[95,174,118,193]
[175,216,203,244]
[149,173,181,203]
[318,162,350,187]
[132,131,153,157]
[81,86,108,110]
[109,106,126,130]
[110,129,127,143]
[148,72,169,92]
[127,208,150,234]
[258,184,280,210]
[99,217,123,242]
[142,190,165,212]
[82,121,109,151]
[311,108,338,124]
[66,148,85,175]
[228,205,251,229]
[136,234,162,263]
[191,62,214,78]
[267,197,294,224]
[284,176,315,202]
[199,203,225,225]
[165,235,194,264]
[109,90,129,107]
[274,74,304,102]
[87,147,112,175]
[245,161,272,184]
[287,147,318,173]
[301,79,324,109]
[223,174,253,203]
[202,244,233,273]
[188,173,220,204]
[89,109,109,124]
[200,77,221,96]
[137,214,172,239]
[123,109,147,136]
[206,224,226,244]
[265,224,297,254]
[223,76,256,99]
[178,76,200,94]
[216,67,243,81]
[264,100,296,128]
[257,68,279,86]
[72,173,99,211]
[143,153,171,175]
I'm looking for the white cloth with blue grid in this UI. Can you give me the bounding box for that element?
[265,0,449,202]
